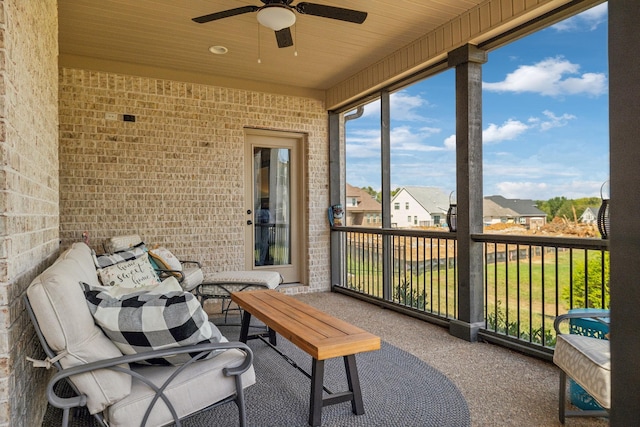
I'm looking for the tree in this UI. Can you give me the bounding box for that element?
[562,252,610,309]
[359,186,402,202]
[555,197,601,222]
[536,196,567,221]
[361,186,379,202]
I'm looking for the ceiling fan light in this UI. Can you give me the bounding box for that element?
[257,5,296,31]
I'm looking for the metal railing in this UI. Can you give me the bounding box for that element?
[474,233,609,355]
[334,227,457,326]
[332,226,609,357]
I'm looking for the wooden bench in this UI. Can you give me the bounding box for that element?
[231,289,381,427]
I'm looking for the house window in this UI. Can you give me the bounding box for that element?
[414,216,417,225]
[394,203,400,210]
[433,215,441,225]
[405,202,410,209]
[351,198,357,206]
[407,216,411,223]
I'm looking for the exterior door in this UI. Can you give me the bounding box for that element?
[244,130,304,283]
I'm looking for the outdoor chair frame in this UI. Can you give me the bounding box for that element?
[25,295,253,427]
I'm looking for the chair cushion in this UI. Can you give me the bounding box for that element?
[27,243,131,414]
[554,334,611,409]
[203,270,283,288]
[199,270,283,296]
[106,349,256,427]
[180,266,204,292]
[83,278,224,366]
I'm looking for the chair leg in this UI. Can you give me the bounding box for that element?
[234,375,247,427]
[559,370,567,424]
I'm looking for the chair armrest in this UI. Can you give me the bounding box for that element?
[554,311,610,334]
[46,341,253,414]
[179,260,202,269]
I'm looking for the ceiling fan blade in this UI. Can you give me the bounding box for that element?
[294,2,367,24]
[275,28,294,48]
[192,6,259,24]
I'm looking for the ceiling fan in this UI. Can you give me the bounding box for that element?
[192,0,368,48]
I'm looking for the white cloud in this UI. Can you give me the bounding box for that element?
[345,129,380,158]
[494,180,603,200]
[538,110,576,131]
[391,126,443,151]
[483,119,529,143]
[443,109,576,149]
[483,57,607,97]
[390,92,432,121]
[444,135,456,150]
[347,90,433,122]
[552,3,607,32]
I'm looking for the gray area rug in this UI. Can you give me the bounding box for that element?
[43,324,470,427]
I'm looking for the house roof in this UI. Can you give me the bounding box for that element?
[484,195,546,217]
[346,183,381,213]
[394,186,450,215]
[580,206,600,218]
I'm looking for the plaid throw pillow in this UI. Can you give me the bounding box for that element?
[81,278,226,366]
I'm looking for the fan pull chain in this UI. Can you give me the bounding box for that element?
[294,24,298,57]
[257,24,262,64]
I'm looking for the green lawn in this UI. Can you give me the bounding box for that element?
[346,247,609,347]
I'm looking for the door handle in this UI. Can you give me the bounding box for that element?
[247,220,253,225]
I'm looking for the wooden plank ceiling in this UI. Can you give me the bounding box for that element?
[58,0,485,91]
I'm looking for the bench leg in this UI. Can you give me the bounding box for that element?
[308,355,364,426]
[268,327,277,345]
[344,355,364,415]
[239,310,276,345]
[309,359,325,427]
[239,311,252,343]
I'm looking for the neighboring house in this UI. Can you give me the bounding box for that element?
[391,186,450,228]
[345,184,382,226]
[483,195,547,229]
[580,206,600,224]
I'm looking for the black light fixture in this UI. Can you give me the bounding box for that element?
[447,191,457,232]
[597,180,610,239]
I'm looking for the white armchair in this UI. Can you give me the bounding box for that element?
[26,242,255,427]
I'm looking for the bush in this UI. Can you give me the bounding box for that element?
[562,252,610,309]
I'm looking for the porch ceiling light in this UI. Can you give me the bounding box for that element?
[209,45,228,54]
[257,5,296,31]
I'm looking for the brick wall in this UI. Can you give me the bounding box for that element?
[58,68,330,292]
[0,0,60,426]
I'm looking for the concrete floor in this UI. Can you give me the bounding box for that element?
[206,291,608,427]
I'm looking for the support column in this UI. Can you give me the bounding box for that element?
[447,44,487,342]
[329,112,343,287]
[380,90,392,301]
[608,1,640,424]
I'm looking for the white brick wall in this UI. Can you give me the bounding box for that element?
[0,0,59,426]
[58,69,331,293]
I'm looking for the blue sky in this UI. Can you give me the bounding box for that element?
[345,3,609,201]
